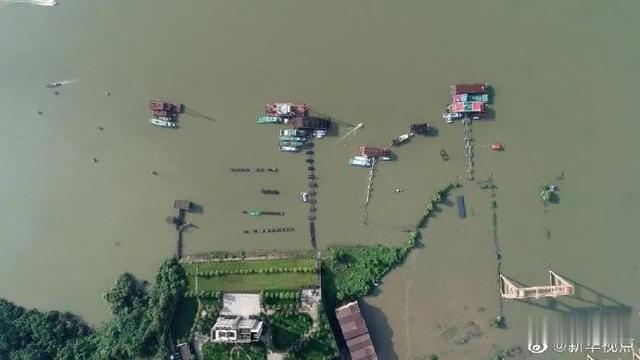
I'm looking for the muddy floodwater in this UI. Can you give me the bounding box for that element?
[1,1,639,358]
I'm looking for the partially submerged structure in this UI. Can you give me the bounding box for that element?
[335,301,378,360]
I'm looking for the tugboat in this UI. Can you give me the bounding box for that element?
[149,118,177,128]
[265,102,309,117]
[390,133,415,147]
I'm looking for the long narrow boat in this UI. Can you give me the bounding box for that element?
[390,133,415,147]
[457,195,466,218]
[149,118,177,128]
[257,114,284,124]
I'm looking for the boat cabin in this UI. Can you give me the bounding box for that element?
[359,146,391,158]
[450,101,486,113]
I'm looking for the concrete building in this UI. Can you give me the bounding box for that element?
[211,293,264,343]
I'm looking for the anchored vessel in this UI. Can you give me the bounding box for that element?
[150,118,177,128]
[390,133,414,147]
[349,156,372,167]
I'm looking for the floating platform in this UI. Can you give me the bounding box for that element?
[457,195,466,218]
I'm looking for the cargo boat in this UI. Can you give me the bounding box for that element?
[149,100,184,114]
[265,102,309,117]
[349,156,372,167]
[390,133,414,147]
[450,83,489,95]
[410,122,431,134]
[360,145,391,159]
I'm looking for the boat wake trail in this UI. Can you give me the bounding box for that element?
[0,0,57,6]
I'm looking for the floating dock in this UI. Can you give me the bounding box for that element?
[457,195,466,218]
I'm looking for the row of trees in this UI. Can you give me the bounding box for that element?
[183,290,222,298]
[262,290,300,300]
[0,258,187,360]
[188,266,315,277]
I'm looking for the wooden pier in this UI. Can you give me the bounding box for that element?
[305,142,318,249]
[362,158,377,224]
[463,119,474,180]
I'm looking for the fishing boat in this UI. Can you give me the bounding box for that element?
[349,156,372,167]
[256,114,285,124]
[442,111,464,123]
[280,129,307,137]
[278,140,305,147]
[278,135,307,142]
[265,102,309,117]
[45,82,63,89]
[390,133,414,147]
[313,130,328,139]
[280,145,301,152]
[300,192,310,203]
[261,189,280,195]
[149,118,177,128]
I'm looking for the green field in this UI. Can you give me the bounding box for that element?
[182,258,315,274]
[182,258,317,293]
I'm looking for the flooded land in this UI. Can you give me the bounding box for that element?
[1,1,639,358]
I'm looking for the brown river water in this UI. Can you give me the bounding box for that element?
[1,1,639,359]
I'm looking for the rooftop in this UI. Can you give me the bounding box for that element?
[335,301,378,360]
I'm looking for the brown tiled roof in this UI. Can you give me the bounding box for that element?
[335,301,378,360]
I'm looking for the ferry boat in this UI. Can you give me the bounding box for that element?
[349,156,372,167]
[150,118,177,128]
[280,145,301,152]
[390,133,414,147]
[256,115,285,124]
[265,102,309,117]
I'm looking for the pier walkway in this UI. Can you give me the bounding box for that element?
[305,142,318,249]
[463,119,474,180]
[362,158,377,224]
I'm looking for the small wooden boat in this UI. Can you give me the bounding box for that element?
[243,210,285,216]
[261,189,279,195]
[149,118,176,128]
[491,143,504,151]
[360,145,391,158]
[440,149,449,161]
[390,133,414,147]
[410,122,431,134]
[45,82,63,89]
[457,195,466,218]
[149,100,184,114]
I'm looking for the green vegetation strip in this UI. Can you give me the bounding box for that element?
[192,272,316,293]
[182,258,315,273]
[202,342,267,360]
[271,312,313,351]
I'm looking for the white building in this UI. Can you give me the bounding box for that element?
[211,315,263,343]
[211,293,264,343]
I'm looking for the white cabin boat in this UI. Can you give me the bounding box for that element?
[150,118,177,128]
[349,156,372,167]
[280,145,301,153]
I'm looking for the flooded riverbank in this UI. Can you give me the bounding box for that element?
[1,0,639,358]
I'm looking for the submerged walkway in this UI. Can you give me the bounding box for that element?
[362,158,377,224]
